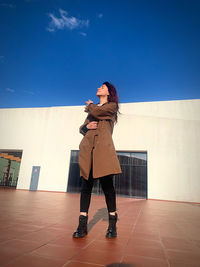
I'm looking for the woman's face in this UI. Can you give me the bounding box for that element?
[96,84,109,97]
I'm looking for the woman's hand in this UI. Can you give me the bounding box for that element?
[86,121,98,130]
[84,99,93,112]
[85,99,93,106]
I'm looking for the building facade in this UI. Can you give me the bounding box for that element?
[0,99,199,203]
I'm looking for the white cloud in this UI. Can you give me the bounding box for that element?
[24,90,34,95]
[46,27,55,32]
[47,8,89,32]
[80,32,87,37]
[6,88,15,93]
[98,13,103,18]
[0,3,15,8]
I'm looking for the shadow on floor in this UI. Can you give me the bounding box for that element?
[88,207,119,232]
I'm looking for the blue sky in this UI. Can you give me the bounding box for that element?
[0,0,200,108]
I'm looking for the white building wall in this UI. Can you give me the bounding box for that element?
[0,99,199,202]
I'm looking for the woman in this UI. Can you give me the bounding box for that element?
[73,81,122,239]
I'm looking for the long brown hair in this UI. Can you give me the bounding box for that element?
[103,81,120,123]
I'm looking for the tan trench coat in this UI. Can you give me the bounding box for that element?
[78,101,122,180]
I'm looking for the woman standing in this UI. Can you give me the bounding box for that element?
[73,81,122,239]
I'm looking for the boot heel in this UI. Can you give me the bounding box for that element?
[73,215,88,238]
[106,212,118,238]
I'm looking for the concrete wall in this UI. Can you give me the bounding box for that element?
[0,99,199,202]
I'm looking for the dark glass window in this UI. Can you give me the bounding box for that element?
[67,151,147,199]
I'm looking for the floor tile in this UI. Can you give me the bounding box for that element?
[72,248,122,265]
[122,254,169,267]
[161,236,199,251]
[0,249,20,266]
[166,249,200,265]
[31,243,81,260]
[3,252,67,267]
[65,261,104,266]
[128,237,163,249]
[0,239,44,254]
[0,188,200,267]
[125,243,166,259]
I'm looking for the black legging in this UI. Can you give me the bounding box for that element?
[80,160,116,213]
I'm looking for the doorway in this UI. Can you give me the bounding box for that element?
[0,150,23,188]
[67,150,147,199]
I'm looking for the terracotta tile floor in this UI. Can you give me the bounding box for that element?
[0,188,200,267]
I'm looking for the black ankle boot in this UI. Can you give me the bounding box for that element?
[106,212,118,238]
[73,215,88,238]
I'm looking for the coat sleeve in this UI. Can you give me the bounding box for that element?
[79,116,90,136]
[85,102,117,120]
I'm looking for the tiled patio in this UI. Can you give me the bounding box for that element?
[0,188,200,267]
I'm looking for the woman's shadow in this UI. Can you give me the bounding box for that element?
[88,207,109,231]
